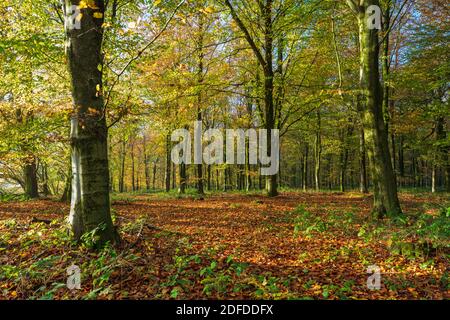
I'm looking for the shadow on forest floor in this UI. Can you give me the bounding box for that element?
[0,191,448,299]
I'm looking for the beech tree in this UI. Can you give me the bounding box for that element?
[346,0,402,217]
[64,0,116,244]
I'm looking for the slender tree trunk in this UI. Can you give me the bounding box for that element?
[328,154,333,190]
[340,121,354,192]
[196,13,205,196]
[359,126,369,193]
[216,169,220,191]
[131,141,135,191]
[263,0,278,197]
[225,0,278,196]
[246,139,251,191]
[314,109,322,192]
[398,135,404,178]
[302,144,308,192]
[60,169,72,202]
[65,0,116,245]
[382,1,391,133]
[152,159,157,190]
[446,153,450,192]
[143,135,150,191]
[179,162,186,194]
[391,131,396,173]
[119,138,126,193]
[165,135,171,192]
[207,164,211,191]
[41,162,51,196]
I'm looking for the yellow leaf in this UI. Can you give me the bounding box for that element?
[93,12,103,19]
[78,1,88,9]
[88,0,100,10]
[76,13,83,22]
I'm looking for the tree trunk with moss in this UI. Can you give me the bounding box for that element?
[65,0,117,245]
[351,0,402,217]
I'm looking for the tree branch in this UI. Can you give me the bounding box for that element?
[224,0,266,69]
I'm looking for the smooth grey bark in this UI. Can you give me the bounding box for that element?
[65,0,116,245]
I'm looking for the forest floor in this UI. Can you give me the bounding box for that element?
[0,191,448,300]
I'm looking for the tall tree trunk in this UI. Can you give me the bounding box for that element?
[165,135,171,192]
[340,121,354,192]
[65,0,116,245]
[119,138,126,193]
[152,159,157,190]
[131,141,135,191]
[339,146,348,192]
[225,0,278,196]
[195,13,205,196]
[172,162,176,190]
[350,0,402,217]
[382,1,391,133]
[263,0,278,197]
[215,169,219,190]
[446,152,450,192]
[398,135,405,178]
[314,109,322,192]
[302,144,308,192]
[391,130,396,173]
[207,164,211,191]
[327,154,333,190]
[143,134,150,191]
[246,139,251,191]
